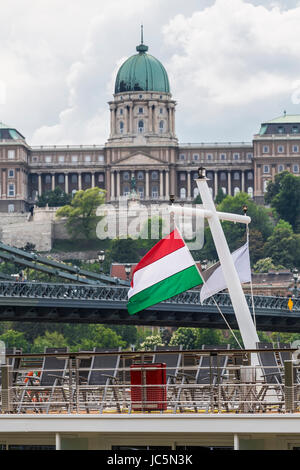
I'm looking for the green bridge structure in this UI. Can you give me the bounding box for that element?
[0,241,299,332]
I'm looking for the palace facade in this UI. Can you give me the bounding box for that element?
[0,39,299,213]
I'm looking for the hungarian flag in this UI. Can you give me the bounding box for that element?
[127,228,203,315]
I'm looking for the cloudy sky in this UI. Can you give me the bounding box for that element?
[1,0,300,145]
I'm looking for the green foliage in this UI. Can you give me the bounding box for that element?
[32,331,68,353]
[265,171,300,232]
[75,325,126,351]
[214,187,226,204]
[253,257,286,273]
[264,220,300,269]
[170,328,198,349]
[109,237,140,263]
[0,329,28,350]
[36,187,72,208]
[140,334,163,350]
[56,187,106,239]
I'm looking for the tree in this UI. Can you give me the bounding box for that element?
[140,334,163,350]
[32,331,68,353]
[36,186,72,208]
[75,325,126,351]
[265,171,300,232]
[169,328,199,349]
[214,188,226,205]
[56,187,106,239]
[0,329,29,351]
[109,238,140,263]
[253,257,286,273]
[264,220,300,269]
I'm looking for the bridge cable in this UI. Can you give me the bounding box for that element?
[246,225,256,328]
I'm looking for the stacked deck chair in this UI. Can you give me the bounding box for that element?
[78,347,122,413]
[256,342,285,412]
[0,348,22,411]
[174,344,230,413]
[17,347,69,414]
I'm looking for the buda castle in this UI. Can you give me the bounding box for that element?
[0,37,299,213]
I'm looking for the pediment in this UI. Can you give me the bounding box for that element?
[116,153,162,166]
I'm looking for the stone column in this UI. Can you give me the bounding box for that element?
[111,171,115,200]
[78,172,82,190]
[64,173,69,194]
[145,170,149,200]
[110,104,116,137]
[228,171,232,196]
[165,170,170,199]
[51,173,55,191]
[187,170,191,200]
[116,171,120,198]
[241,171,245,192]
[38,173,42,196]
[159,170,164,199]
[214,171,218,197]
[91,172,95,188]
[148,103,153,133]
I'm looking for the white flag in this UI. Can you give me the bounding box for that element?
[200,242,251,303]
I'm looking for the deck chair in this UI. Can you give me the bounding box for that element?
[277,342,292,369]
[17,347,69,414]
[79,347,122,413]
[152,345,183,411]
[0,348,22,387]
[256,342,284,411]
[174,345,230,413]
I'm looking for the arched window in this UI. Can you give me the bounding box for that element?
[120,121,124,134]
[234,186,240,196]
[138,186,144,199]
[151,171,158,180]
[137,171,144,180]
[123,172,130,181]
[58,174,64,184]
[123,185,130,196]
[247,172,253,180]
[180,187,186,199]
[159,121,164,133]
[138,120,144,133]
[220,172,226,181]
[247,186,253,198]
[233,172,240,180]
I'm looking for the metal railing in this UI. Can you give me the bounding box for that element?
[1,348,300,415]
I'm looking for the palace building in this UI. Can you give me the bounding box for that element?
[0,39,299,213]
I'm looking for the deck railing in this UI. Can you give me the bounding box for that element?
[0,348,299,414]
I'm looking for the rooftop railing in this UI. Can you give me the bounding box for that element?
[0,347,299,415]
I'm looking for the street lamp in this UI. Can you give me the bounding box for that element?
[98,250,105,272]
[124,263,131,280]
[197,167,206,179]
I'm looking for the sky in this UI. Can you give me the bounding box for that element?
[1,0,300,145]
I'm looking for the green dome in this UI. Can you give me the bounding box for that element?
[115,42,170,94]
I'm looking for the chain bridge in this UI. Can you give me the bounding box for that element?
[0,281,299,333]
[0,240,299,332]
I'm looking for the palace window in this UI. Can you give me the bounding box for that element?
[138,186,144,199]
[159,108,163,114]
[151,185,158,198]
[220,172,226,181]
[58,174,64,184]
[206,154,212,161]
[247,172,253,180]
[179,154,185,161]
[277,145,284,153]
[7,150,15,159]
[263,146,269,153]
[138,107,144,114]
[247,153,253,160]
[277,126,285,134]
[220,153,226,161]
[293,164,299,173]
[123,172,130,181]
[278,164,284,173]
[84,174,91,184]
[8,169,14,178]
[98,174,104,182]
[263,165,270,174]
[120,108,123,115]
[233,153,240,160]
[292,126,299,134]
[72,155,78,162]
[151,171,158,180]
[98,155,104,162]
[8,183,15,197]
[159,121,164,133]
[180,172,186,181]
[123,185,130,196]
[85,155,91,162]
[58,155,65,163]
[233,172,240,180]
[71,174,78,184]
[138,120,144,133]
[45,156,52,163]
[193,154,199,161]
[180,187,186,199]
[137,171,144,180]
[120,121,124,134]
[292,145,299,153]
[45,175,51,184]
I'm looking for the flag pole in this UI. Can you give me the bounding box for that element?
[195,169,260,361]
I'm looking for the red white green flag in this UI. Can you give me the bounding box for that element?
[127,228,203,315]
